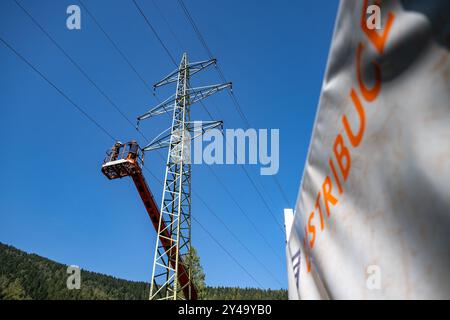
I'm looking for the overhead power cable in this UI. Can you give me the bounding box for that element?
[75,1,282,276]
[176,0,293,209]
[134,0,285,231]
[13,0,140,133]
[193,216,264,288]
[148,148,284,285]
[0,35,115,141]
[78,0,156,97]
[150,0,185,52]
[0,30,263,288]
[205,166,284,263]
[18,0,280,285]
[141,165,265,288]
[14,0,287,287]
[131,0,178,66]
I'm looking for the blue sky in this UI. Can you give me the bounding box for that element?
[0,0,338,289]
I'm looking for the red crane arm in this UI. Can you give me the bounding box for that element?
[101,142,197,300]
[131,172,197,300]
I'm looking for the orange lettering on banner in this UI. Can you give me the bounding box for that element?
[299,2,396,276]
[361,0,395,54]
[343,89,366,147]
[303,228,312,273]
[315,192,325,230]
[308,211,316,248]
[329,158,343,194]
[357,43,381,102]
[334,134,351,181]
[322,176,338,217]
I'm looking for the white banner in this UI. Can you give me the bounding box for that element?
[286,0,450,299]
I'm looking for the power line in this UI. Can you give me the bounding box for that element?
[273,177,292,208]
[131,0,178,66]
[78,0,154,96]
[150,0,185,52]
[134,0,283,246]
[141,164,264,288]
[76,0,280,270]
[176,0,250,127]
[204,165,284,263]
[176,0,213,59]
[193,109,284,231]
[81,0,286,288]
[141,0,285,230]
[176,0,293,209]
[192,216,264,288]
[77,0,167,113]
[125,1,285,285]
[239,166,284,231]
[0,35,116,141]
[14,2,250,277]
[0,28,263,289]
[148,149,273,286]
[148,147,283,285]
[143,157,269,288]
[192,188,284,287]
[132,0,285,257]
[14,0,157,147]
[14,0,140,133]
[75,0,281,284]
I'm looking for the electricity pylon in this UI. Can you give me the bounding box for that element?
[137,53,231,300]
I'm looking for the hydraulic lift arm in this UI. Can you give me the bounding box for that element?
[101,141,197,300]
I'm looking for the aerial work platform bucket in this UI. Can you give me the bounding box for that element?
[101,141,144,180]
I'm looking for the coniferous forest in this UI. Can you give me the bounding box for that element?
[0,242,287,300]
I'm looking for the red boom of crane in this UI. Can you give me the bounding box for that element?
[101,141,197,300]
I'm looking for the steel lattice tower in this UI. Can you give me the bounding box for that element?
[137,53,231,300]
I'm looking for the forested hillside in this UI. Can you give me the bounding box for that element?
[0,242,287,300]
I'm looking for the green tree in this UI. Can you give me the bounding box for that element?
[1,278,29,300]
[186,246,206,299]
[0,242,287,300]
